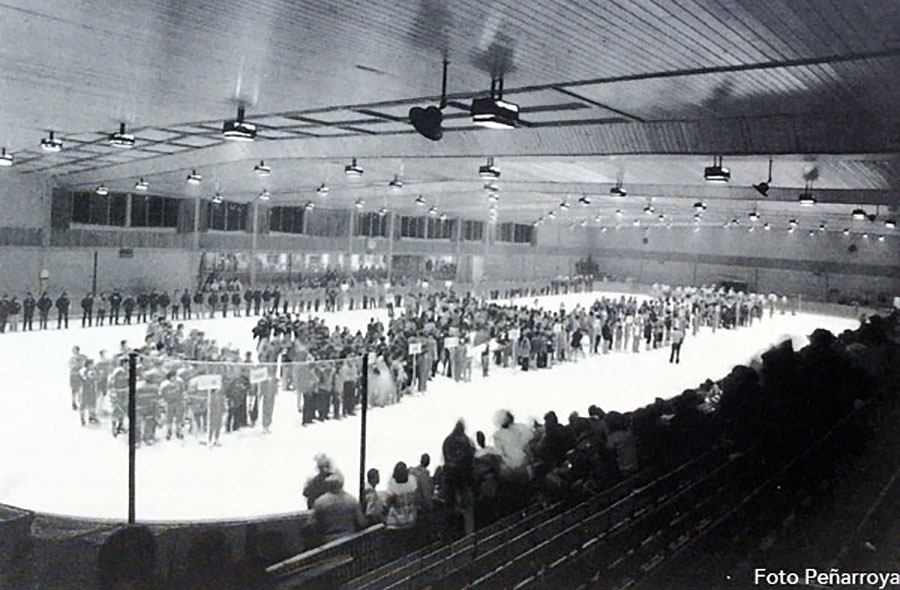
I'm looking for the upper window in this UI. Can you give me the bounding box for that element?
[71,191,128,226]
[132,194,179,228]
[206,200,248,231]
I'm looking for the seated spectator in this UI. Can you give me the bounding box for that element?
[311,472,366,544]
[385,462,418,530]
[492,410,532,477]
[409,453,434,511]
[303,453,342,509]
[363,468,386,525]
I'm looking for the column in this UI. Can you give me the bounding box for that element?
[250,201,259,288]
[387,212,396,280]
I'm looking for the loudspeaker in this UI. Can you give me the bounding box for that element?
[409,106,443,141]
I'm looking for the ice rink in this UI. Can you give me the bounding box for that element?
[0,292,858,521]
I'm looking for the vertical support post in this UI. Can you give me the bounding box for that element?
[192,195,201,251]
[387,212,396,281]
[250,201,259,288]
[348,208,355,258]
[358,353,369,504]
[128,351,137,524]
[91,250,98,294]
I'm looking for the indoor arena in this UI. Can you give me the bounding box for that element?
[1,2,899,589]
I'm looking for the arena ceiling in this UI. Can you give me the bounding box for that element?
[2,0,900,226]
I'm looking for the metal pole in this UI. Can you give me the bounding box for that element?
[92,251,98,294]
[358,352,369,504]
[128,351,137,524]
[250,201,259,289]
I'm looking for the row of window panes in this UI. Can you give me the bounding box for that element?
[355,212,389,237]
[71,192,178,228]
[207,201,249,232]
[398,216,457,239]
[496,222,534,243]
[269,206,305,234]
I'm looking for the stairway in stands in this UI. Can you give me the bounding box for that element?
[341,451,729,590]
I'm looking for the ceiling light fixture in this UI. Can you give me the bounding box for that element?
[694,201,707,212]
[222,105,256,141]
[748,211,760,222]
[0,148,13,167]
[878,235,885,242]
[487,193,500,203]
[439,213,448,221]
[885,219,896,229]
[344,158,363,177]
[658,214,666,221]
[547,211,556,219]
[389,176,403,190]
[479,157,500,179]
[355,198,365,209]
[842,228,850,236]
[798,180,816,206]
[259,189,271,201]
[40,131,63,153]
[819,222,827,232]
[578,195,591,206]
[704,155,730,183]
[108,123,135,148]
[409,59,449,141]
[211,192,223,204]
[764,222,771,231]
[753,157,773,196]
[304,201,315,211]
[852,208,867,220]
[615,209,623,217]
[789,219,799,228]
[95,184,109,196]
[559,201,570,211]
[415,195,427,206]
[862,233,869,239]
[643,204,654,215]
[633,219,641,227]
[134,178,149,192]
[254,160,271,176]
[377,206,388,217]
[186,169,202,184]
[471,76,519,129]
[316,183,329,196]
[428,205,438,216]
[483,182,499,193]
[610,183,627,197]
[693,213,702,223]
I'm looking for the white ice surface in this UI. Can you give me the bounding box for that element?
[0,292,856,521]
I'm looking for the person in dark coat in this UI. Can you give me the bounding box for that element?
[37,292,52,329]
[207,292,218,319]
[148,290,159,319]
[441,419,476,534]
[192,290,203,317]
[22,292,36,331]
[55,291,70,329]
[0,294,8,333]
[220,291,229,318]
[231,291,242,317]
[158,291,170,320]
[122,294,135,324]
[96,292,107,326]
[180,289,192,319]
[262,287,272,313]
[136,292,149,323]
[243,288,253,316]
[80,292,94,327]
[108,290,122,324]
[253,289,262,315]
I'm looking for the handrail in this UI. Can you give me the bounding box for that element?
[266,523,384,579]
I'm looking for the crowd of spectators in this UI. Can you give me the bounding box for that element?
[300,309,900,555]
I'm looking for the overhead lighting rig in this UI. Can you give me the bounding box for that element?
[0,148,13,166]
[389,176,403,190]
[354,198,365,209]
[259,189,271,201]
[479,157,500,179]
[852,208,867,220]
[187,169,202,184]
[316,183,329,196]
[753,157,773,196]
[471,76,519,129]
[610,182,627,197]
[578,195,591,206]
[222,105,256,141]
[134,178,149,191]
[254,160,271,176]
[211,192,223,204]
[95,184,109,196]
[409,59,449,141]
[704,155,730,183]
[41,131,63,153]
[108,123,135,148]
[304,201,315,211]
[798,180,816,206]
[344,158,363,177]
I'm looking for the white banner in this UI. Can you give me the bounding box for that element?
[192,374,222,391]
[249,367,269,384]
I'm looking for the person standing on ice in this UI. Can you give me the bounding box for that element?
[79,360,100,426]
[68,346,87,411]
[670,315,685,364]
